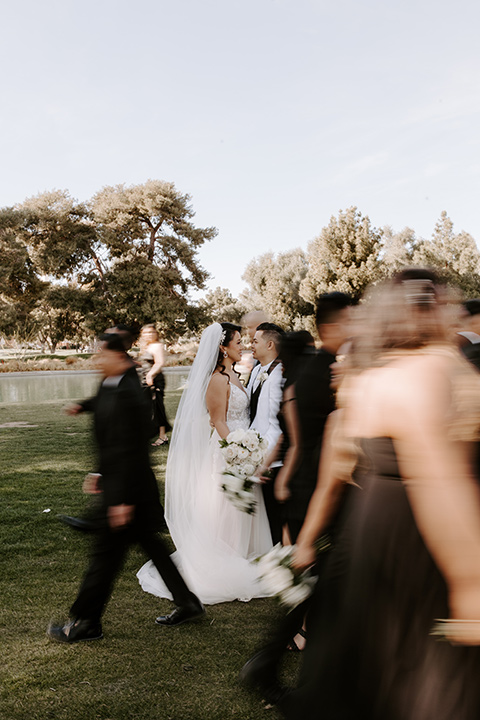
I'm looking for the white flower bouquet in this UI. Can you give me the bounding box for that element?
[219,429,268,514]
[257,543,317,610]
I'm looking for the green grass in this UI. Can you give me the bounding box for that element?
[0,392,298,719]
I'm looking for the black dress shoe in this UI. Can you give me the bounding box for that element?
[57,515,101,533]
[239,648,288,705]
[155,600,205,627]
[47,618,103,643]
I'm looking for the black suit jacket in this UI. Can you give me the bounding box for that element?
[85,366,164,531]
[288,348,336,519]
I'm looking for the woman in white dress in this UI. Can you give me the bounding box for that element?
[137,322,273,604]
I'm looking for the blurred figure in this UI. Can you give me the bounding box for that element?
[285,269,480,720]
[138,325,171,446]
[242,310,269,343]
[105,323,134,350]
[48,334,203,643]
[261,330,315,515]
[59,323,136,533]
[286,292,353,544]
[459,299,480,371]
[239,299,352,696]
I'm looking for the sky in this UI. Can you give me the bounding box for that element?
[1,0,480,298]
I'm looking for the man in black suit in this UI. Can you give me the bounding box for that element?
[239,292,353,702]
[48,334,203,643]
[285,292,353,542]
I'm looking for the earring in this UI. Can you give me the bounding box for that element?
[223,351,228,358]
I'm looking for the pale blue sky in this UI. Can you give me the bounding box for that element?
[1,0,479,297]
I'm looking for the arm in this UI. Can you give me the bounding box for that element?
[145,342,165,387]
[293,409,352,568]
[274,385,301,502]
[206,372,231,440]
[64,396,96,414]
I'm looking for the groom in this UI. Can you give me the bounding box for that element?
[247,322,284,544]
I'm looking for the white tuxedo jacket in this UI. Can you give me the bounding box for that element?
[247,361,283,457]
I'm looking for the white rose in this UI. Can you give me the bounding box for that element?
[224,445,238,462]
[258,556,278,576]
[259,566,292,595]
[236,447,249,461]
[227,429,245,444]
[269,566,294,593]
[243,431,259,451]
[279,582,312,608]
[250,449,263,465]
[242,462,256,477]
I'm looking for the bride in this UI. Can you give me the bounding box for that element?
[137,322,273,604]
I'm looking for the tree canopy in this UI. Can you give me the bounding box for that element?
[300,206,384,304]
[0,180,216,346]
[242,249,314,330]
[2,189,480,350]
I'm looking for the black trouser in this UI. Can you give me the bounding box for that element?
[262,467,284,546]
[70,523,195,623]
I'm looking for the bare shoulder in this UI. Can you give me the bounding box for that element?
[207,371,229,394]
[344,348,458,438]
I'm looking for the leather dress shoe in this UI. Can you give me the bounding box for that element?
[57,515,101,533]
[155,600,205,627]
[239,648,288,705]
[47,618,103,643]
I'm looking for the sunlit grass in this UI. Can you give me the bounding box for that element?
[0,392,295,719]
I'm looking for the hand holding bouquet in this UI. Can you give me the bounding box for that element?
[257,543,317,610]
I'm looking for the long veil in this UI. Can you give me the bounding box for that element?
[165,323,223,550]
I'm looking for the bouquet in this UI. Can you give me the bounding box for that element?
[219,429,268,514]
[257,543,317,610]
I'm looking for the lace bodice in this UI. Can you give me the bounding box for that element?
[227,383,250,431]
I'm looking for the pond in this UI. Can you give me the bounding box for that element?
[0,367,190,405]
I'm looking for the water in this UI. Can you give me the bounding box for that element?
[0,368,190,405]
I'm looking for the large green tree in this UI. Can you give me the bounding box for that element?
[300,207,383,303]
[0,180,216,343]
[0,207,46,338]
[87,180,217,335]
[242,249,314,330]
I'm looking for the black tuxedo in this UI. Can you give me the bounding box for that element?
[286,348,336,542]
[70,367,195,624]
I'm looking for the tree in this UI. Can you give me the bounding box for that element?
[198,287,246,327]
[413,211,480,297]
[381,226,417,274]
[0,207,46,339]
[300,207,383,303]
[16,190,97,279]
[32,285,91,353]
[87,180,217,337]
[242,249,314,330]
[0,180,217,343]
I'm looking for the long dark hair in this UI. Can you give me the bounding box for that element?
[215,322,242,381]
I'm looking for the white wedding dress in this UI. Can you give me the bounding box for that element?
[137,375,273,604]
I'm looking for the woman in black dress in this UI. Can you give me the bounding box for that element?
[138,325,171,446]
[286,269,480,720]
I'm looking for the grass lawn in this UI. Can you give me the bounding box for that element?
[0,391,298,719]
